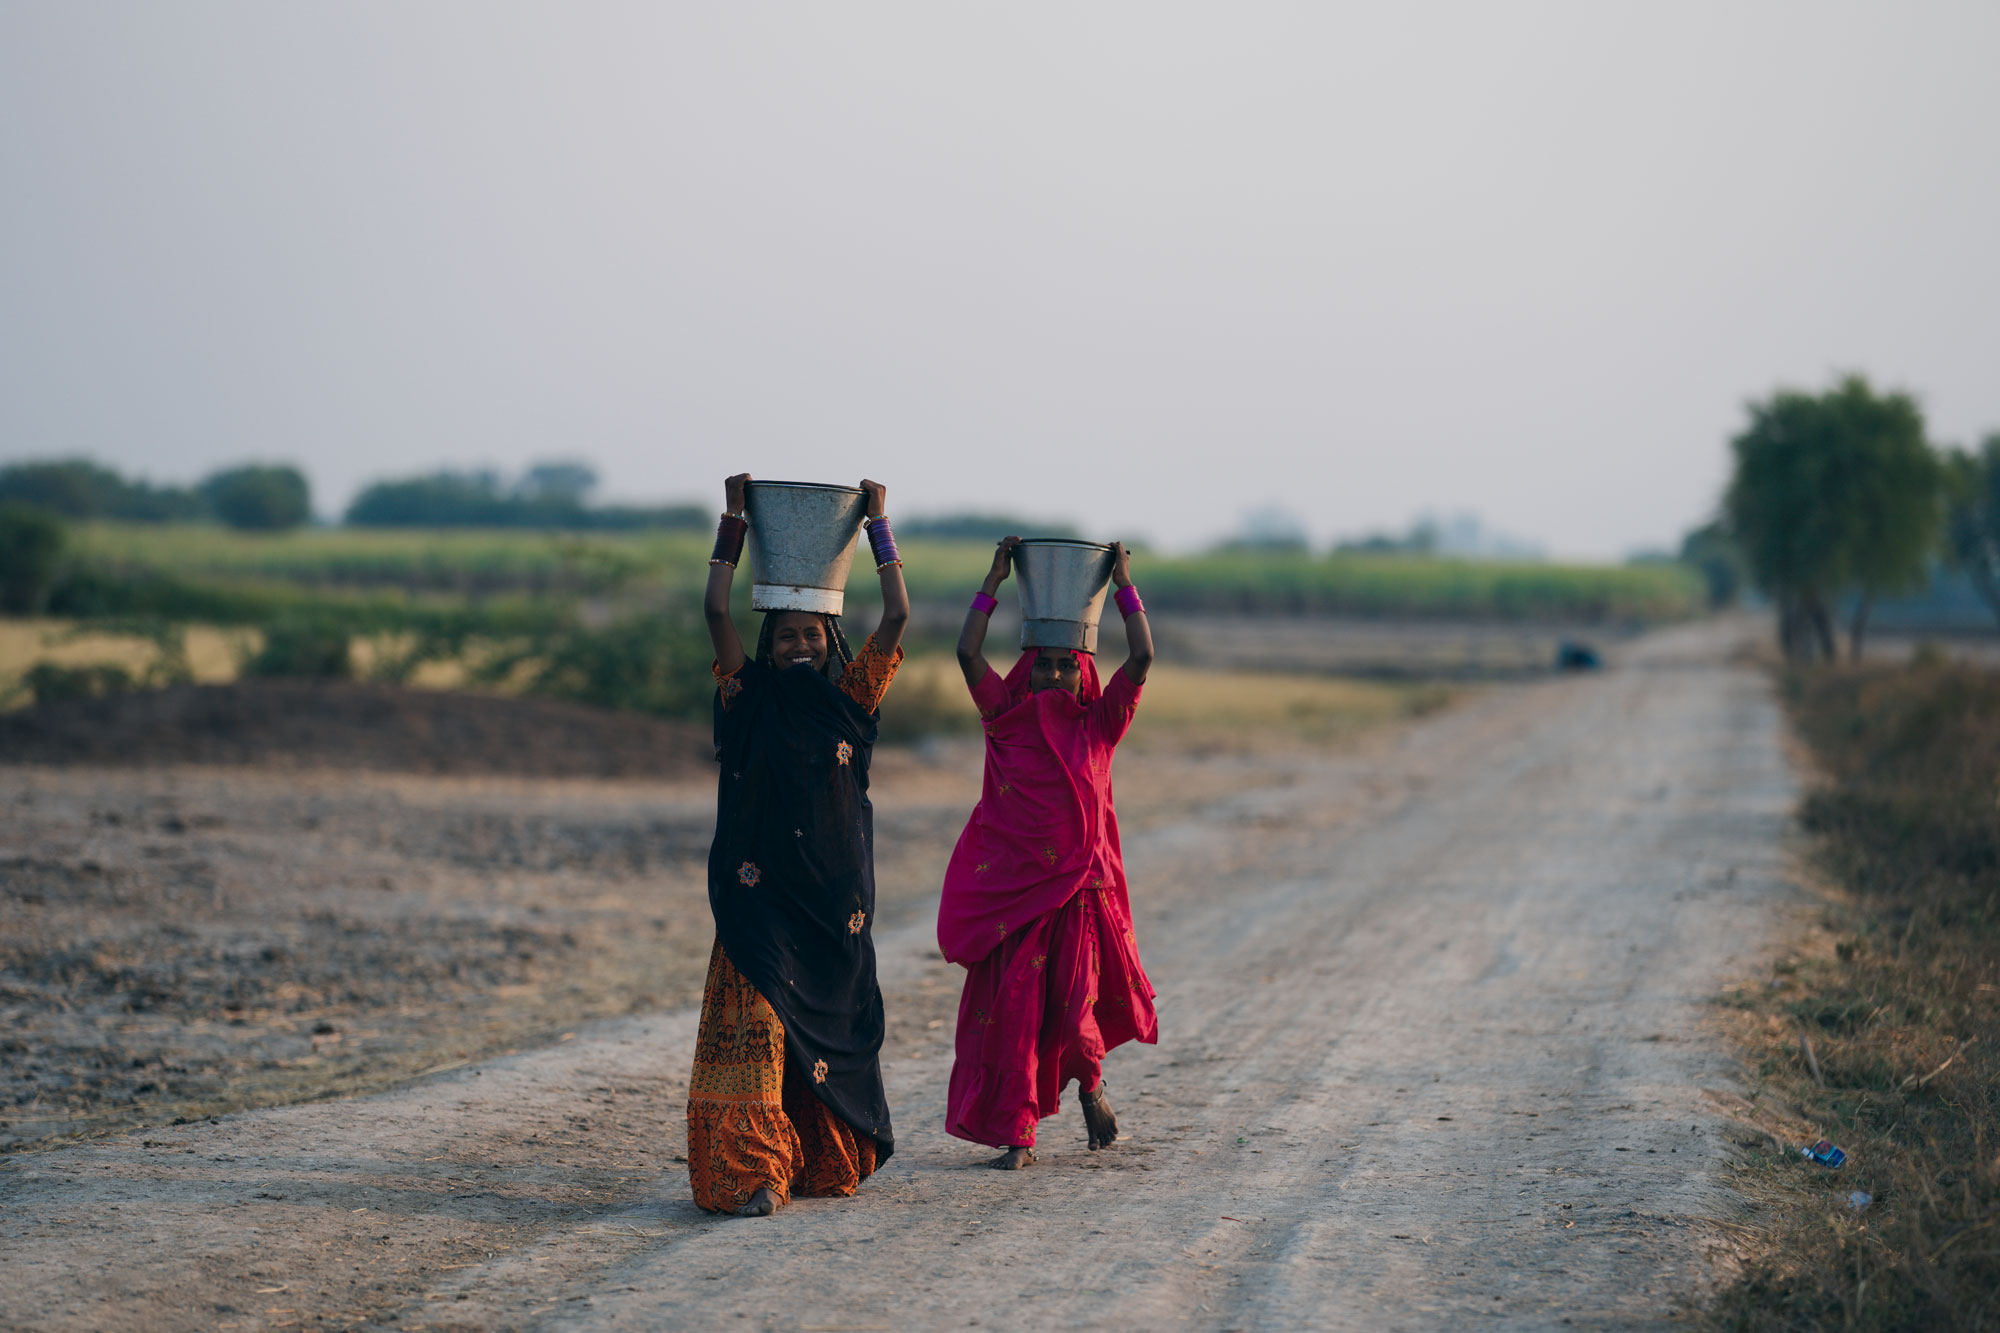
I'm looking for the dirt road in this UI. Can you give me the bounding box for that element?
[2,620,1796,1330]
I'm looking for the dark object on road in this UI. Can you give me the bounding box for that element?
[1801,1138,1847,1169]
[1555,640,1603,671]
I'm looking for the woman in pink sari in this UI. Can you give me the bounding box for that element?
[939,537,1159,1169]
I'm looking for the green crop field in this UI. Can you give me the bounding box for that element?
[69,522,1701,623]
[6,520,1700,718]
[70,522,699,594]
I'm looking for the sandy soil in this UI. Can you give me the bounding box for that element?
[0,747,985,1152]
[0,680,717,777]
[1,619,1797,1330]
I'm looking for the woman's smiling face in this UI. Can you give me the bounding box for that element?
[770,612,829,673]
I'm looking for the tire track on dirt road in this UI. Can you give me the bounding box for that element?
[2,620,1794,1330]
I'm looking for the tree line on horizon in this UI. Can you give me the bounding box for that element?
[0,456,1088,542]
[0,459,311,531]
[18,392,2000,664]
[0,457,708,533]
[0,454,1589,562]
[1711,373,2000,662]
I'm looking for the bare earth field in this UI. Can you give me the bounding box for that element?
[1,619,1797,1331]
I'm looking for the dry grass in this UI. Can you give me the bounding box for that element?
[2,618,1445,754]
[0,619,549,702]
[0,619,250,689]
[1121,665,1450,749]
[1707,660,2000,1331]
[873,654,1447,749]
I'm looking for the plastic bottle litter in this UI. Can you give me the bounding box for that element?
[1800,1139,1847,1169]
[1846,1191,1872,1210]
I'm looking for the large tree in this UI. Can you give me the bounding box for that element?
[1677,520,1742,609]
[1724,375,1943,662]
[1945,434,2000,631]
[199,464,312,531]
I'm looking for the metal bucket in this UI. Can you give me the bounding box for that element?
[1013,538,1114,652]
[743,481,867,615]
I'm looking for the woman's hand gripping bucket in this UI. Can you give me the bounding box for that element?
[743,481,869,615]
[1012,539,1115,653]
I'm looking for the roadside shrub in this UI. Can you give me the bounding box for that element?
[0,503,67,614]
[43,561,288,623]
[23,662,133,704]
[484,605,714,718]
[245,618,354,678]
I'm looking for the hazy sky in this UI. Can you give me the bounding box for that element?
[3,4,1997,557]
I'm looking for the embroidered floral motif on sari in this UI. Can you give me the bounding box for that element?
[690,630,903,1213]
[939,649,1159,1150]
[687,942,879,1213]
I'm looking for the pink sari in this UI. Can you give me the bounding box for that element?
[939,651,1159,1149]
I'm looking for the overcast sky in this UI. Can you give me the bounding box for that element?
[3,3,1996,557]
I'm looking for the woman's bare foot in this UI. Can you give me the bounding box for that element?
[988,1146,1035,1170]
[737,1187,781,1217]
[1081,1085,1118,1150]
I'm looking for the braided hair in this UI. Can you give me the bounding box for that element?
[754,611,855,682]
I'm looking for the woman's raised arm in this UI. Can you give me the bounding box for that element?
[704,473,751,675]
[957,536,1020,688]
[859,479,908,659]
[1109,542,1153,685]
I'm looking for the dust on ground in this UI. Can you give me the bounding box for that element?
[1,621,1799,1330]
[0,679,718,776]
[0,673,1329,1154]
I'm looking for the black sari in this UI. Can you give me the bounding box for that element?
[708,657,893,1159]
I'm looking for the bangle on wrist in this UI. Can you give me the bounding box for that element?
[711,513,748,567]
[1114,584,1144,618]
[864,514,899,569]
[970,590,999,616]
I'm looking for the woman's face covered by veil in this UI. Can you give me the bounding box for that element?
[1029,646,1084,698]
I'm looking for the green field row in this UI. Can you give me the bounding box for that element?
[71,523,1701,623]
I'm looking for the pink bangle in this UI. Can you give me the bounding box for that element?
[1114,585,1144,618]
[970,591,999,616]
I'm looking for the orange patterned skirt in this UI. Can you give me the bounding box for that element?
[686,939,879,1213]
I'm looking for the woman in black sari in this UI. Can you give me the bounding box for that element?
[687,472,908,1217]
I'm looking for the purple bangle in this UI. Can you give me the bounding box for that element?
[865,515,899,569]
[970,591,999,616]
[1114,584,1144,618]
[711,514,747,567]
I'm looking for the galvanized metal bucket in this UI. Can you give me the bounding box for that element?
[1013,538,1115,652]
[743,481,867,615]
